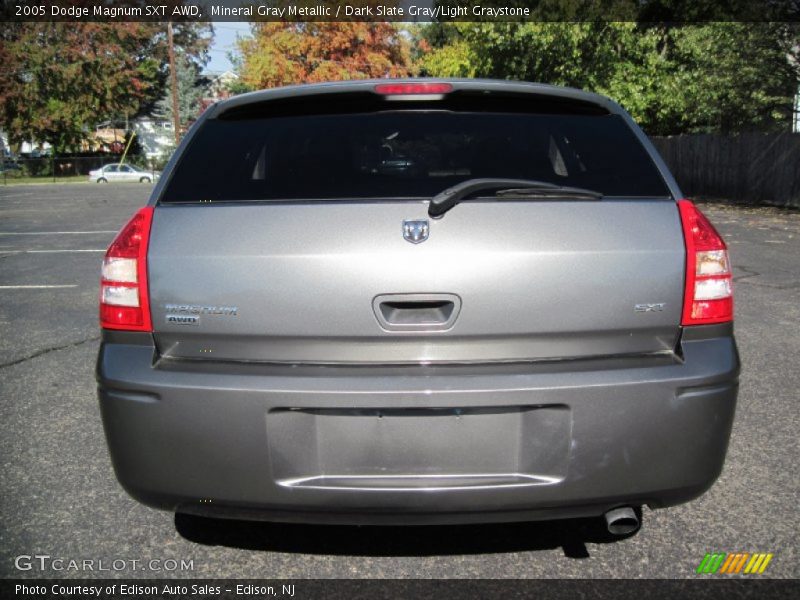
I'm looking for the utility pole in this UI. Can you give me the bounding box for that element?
[167,22,181,146]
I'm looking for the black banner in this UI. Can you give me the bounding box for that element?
[3,579,800,600]
[1,0,799,23]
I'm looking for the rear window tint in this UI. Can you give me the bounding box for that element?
[161,111,669,202]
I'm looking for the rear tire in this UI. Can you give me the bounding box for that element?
[97,177,107,183]
[140,177,151,183]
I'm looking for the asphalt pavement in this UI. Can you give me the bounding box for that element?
[0,183,798,579]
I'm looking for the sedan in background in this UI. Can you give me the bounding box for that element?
[89,163,159,183]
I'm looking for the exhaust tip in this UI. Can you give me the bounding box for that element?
[604,506,640,536]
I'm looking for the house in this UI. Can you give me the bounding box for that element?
[206,70,239,101]
[132,118,175,159]
[199,70,240,112]
[84,122,127,153]
[18,140,52,157]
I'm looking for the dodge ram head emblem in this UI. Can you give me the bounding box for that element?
[403,220,429,244]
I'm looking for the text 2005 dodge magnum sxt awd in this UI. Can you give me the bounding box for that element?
[97,80,739,534]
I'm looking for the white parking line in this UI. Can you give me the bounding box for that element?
[0,249,105,254]
[0,285,78,289]
[0,231,116,235]
[26,249,106,253]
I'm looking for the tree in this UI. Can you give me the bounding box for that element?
[154,54,204,130]
[0,23,158,152]
[0,20,212,153]
[648,23,800,134]
[137,21,214,117]
[237,22,413,89]
[415,22,799,135]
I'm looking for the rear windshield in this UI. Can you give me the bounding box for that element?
[160,111,669,202]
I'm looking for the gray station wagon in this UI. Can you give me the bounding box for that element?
[97,79,739,534]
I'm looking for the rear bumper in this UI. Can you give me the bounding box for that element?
[97,328,739,525]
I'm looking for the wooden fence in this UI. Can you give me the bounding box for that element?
[650,132,800,208]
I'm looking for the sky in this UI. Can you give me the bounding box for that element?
[207,22,251,73]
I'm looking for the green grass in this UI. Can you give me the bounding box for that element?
[0,175,90,185]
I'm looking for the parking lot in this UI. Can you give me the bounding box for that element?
[0,183,798,579]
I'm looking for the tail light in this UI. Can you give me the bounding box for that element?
[99,207,154,331]
[677,200,733,325]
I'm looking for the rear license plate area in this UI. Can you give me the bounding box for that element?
[266,406,571,490]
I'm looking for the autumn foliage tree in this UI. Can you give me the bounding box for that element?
[0,20,211,153]
[0,23,155,152]
[237,22,412,90]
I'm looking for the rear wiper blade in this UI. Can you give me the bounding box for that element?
[428,178,602,218]
[495,186,603,199]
